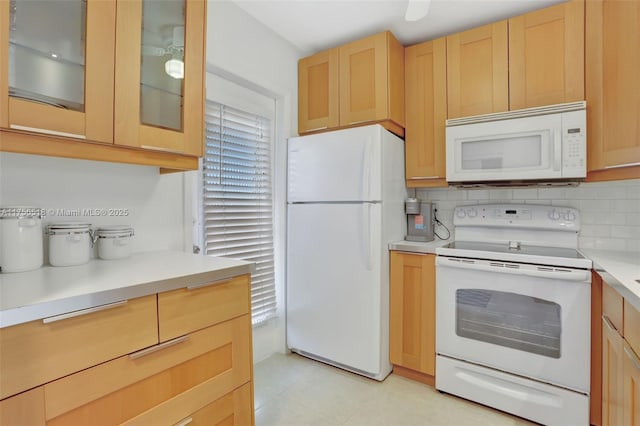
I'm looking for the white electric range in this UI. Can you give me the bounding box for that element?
[435,204,592,426]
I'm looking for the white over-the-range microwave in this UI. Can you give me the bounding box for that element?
[445,101,586,185]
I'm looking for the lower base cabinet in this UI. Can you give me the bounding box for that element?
[623,343,640,426]
[598,275,640,426]
[389,251,436,383]
[0,274,254,426]
[602,316,624,426]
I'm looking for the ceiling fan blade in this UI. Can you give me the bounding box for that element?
[405,0,431,22]
[142,45,167,56]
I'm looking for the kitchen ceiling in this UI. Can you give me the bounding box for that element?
[230,0,567,54]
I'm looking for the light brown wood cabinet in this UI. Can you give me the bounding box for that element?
[0,274,254,426]
[298,31,405,137]
[0,0,205,171]
[446,0,584,117]
[446,22,508,119]
[602,314,624,426]
[298,48,339,134]
[623,342,640,426]
[404,38,447,188]
[586,0,640,181]
[389,251,436,384]
[594,276,640,426]
[508,0,584,110]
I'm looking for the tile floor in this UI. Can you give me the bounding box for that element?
[253,353,537,426]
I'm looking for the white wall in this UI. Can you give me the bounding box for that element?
[0,153,186,256]
[206,1,303,363]
[416,179,640,251]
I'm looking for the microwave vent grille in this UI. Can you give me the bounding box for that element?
[446,101,586,127]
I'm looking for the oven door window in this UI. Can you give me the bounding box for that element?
[456,289,561,358]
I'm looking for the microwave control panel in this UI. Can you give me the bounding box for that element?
[561,110,586,177]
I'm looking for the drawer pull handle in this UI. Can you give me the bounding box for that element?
[624,345,640,371]
[174,417,193,426]
[42,301,128,324]
[409,176,442,180]
[129,335,190,360]
[187,278,233,291]
[602,315,618,334]
[10,124,87,140]
[604,162,640,169]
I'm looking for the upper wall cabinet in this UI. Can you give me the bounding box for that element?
[298,48,339,133]
[509,0,584,110]
[298,31,405,137]
[446,22,508,119]
[115,0,205,156]
[446,0,584,118]
[0,0,115,142]
[586,0,640,178]
[0,0,205,170]
[404,38,447,187]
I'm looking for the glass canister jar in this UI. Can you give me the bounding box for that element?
[47,222,92,266]
[0,206,43,273]
[95,225,134,260]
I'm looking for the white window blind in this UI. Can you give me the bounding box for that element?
[203,101,276,325]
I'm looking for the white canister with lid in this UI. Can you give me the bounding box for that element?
[0,207,43,273]
[47,222,92,266]
[95,225,134,260]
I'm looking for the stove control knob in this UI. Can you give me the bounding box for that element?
[548,209,560,221]
[455,209,467,219]
[467,208,478,218]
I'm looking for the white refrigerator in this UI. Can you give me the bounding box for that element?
[286,124,406,381]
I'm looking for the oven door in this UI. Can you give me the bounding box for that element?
[435,255,591,393]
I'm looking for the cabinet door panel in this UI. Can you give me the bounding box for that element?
[509,0,584,110]
[623,343,640,426]
[405,38,446,184]
[446,22,508,118]
[0,387,45,426]
[298,48,339,133]
[339,32,388,126]
[390,252,436,375]
[1,0,115,142]
[0,295,158,400]
[177,382,253,426]
[45,315,252,426]
[586,0,640,171]
[115,0,205,155]
[158,274,251,342]
[603,316,624,426]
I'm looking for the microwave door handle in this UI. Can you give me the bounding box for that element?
[553,128,562,172]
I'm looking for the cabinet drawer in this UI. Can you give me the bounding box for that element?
[158,274,250,341]
[44,315,252,426]
[602,280,624,333]
[177,382,253,426]
[0,295,157,400]
[624,300,640,358]
[0,387,45,426]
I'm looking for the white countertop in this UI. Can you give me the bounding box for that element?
[388,239,452,254]
[580,248,640,311]
[0,251,254,328]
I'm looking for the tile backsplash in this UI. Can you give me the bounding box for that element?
[416,179,640,252]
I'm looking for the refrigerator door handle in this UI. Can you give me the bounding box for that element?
[361,139,372,201]
[362,203,373,270]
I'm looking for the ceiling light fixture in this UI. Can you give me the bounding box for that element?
[164,26,185,79]
[405,0,431,22]
[164,57,184,79]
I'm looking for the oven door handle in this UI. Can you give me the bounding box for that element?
[436,257,590,281]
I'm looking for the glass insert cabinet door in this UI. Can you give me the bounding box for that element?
[0,0,115,141]
[115,0,205,156]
